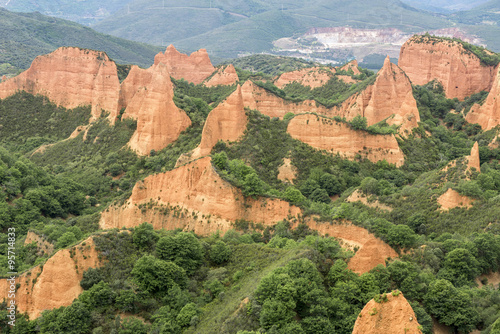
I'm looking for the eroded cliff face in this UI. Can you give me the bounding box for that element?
[399,35,496,100]
[274,67,336,88]
[100,157,301,235]
[241,81,333,118]
[154,45,215,84]
[287,114,405,166]
[0,47,121,121]
[437,188,475,211]
[466,66,500,130]
[177,86,247,166]
[339,60,361,75]
[204,64,239,87]
[120,63,192,155]
[302,220,397,274]
[0,237,100,319]
[352,292,422,334]
[336,57,420,135]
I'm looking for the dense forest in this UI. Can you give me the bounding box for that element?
[0,57,500,334]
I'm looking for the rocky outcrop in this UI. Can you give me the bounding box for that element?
[347,189,393,211]
[154,45,215,84]
[352,292,422,334]
[0,237,100,319]
[468,141,481,172]
[277,158,297,183]
[339,60,361,75]
[437,188,475,211]
[336,56,420,135]
[0,47,121,121]
[241,81,333,118]
[399,35,497,100]
[100,157,301,235]
[466,66,500,130]
[302,220,397,274]
[176,86,247,166]
[119,63,192,155]
[287,114,405,167]
[204,65,239,87]
[274,67,336,88]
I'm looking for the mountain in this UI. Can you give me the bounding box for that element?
[0,7,162,76]
[92,0,452,58]
[401,0,490,12]
[0,0,133,25]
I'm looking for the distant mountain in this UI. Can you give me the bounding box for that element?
[401,0,490,13]
[92,0,453,58]
[0,8,162,76]
[0,0,132,25]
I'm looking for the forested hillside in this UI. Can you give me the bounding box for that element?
[0,38,500,333]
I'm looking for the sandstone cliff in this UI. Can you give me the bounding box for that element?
[399,35,496,100]
[176,85,247,166]
[437,188,475,211]
[287,114,405,167]
[352,292,422,334]
[119,63,192,155]
[339,60,361,75]
[0,47,121,121]
[336,56,420,135]
[100,157,301,235]
[466,66,500,130]
[241,81,333,118]
[204,64,239,87]
[301,220,397,274]
[274,67,336,88]
[0,237,100,319]
[154,45,215,85]
[24,231,54,256]
[277,158,297,183]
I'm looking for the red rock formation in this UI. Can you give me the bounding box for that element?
[154,45,215,84]
[466,66,500,130]
[120,63,192,155]
[1,75,6,82]
[177,86,247,166]
[277,158,297,183]
[287,114,405,167]
[204,64,239,87]
[100,157,301,235]
[336,56,420,135]
[0,237,100,319]
[352,292,423,334]
[437,188,475,211]
[339,60,361,75]
[468,142,481,172]
[0,47,121,121]
[399,35,496,100]
[274,67,336,88]
[302,220,397,274]
[241,81,333,118]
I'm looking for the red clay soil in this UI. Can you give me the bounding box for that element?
[352,292,423,334]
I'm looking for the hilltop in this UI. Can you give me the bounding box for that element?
[0,7,161,77]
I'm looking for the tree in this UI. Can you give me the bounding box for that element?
[349,115,368,130]
[156,232,203,275]
[424,279,479,333]
[119,317,149,334]
[283,186,306,204]
[80,267,104,290]
[439,248,480,286]
[260,299,296,330]
[56,232,77,248]
[309,188,330,203]
[176,303,199,327]
[212,151,229,170]
[131,255,187,294]
[210,241,231,264]
[242,172,267,197]
[386,224,418,250]
[133,222,159,251]
[319,173,342,195]
[58,301,92,334]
